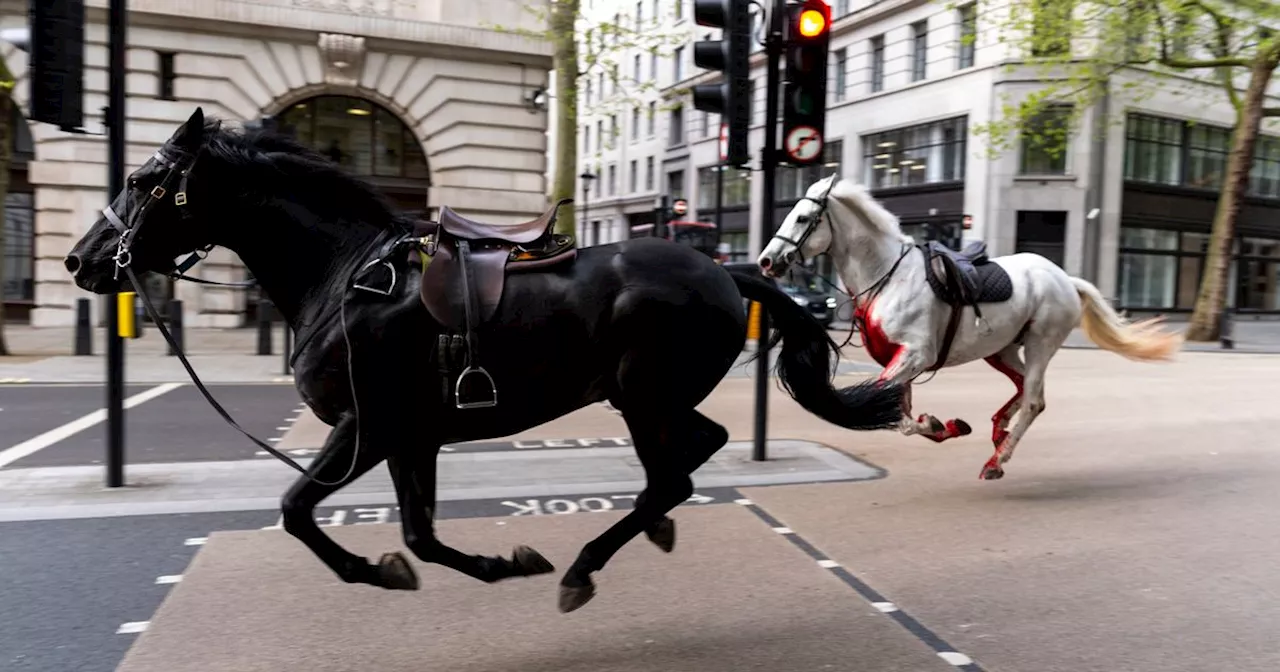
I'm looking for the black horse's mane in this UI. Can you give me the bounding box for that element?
[197,119,416,232]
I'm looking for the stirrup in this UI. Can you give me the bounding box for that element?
[975,315,993,336]
[455,365,497,409]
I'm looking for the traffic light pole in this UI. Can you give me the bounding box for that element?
[105,0,127,488]
[752,0,784,463]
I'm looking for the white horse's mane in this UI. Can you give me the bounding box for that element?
[824,176,910,242]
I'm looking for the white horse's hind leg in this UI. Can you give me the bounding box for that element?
[983,343,1026,449]
[978,330,1063,480]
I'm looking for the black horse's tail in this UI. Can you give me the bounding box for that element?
[724,264,905,431]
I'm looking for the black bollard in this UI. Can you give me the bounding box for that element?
[1219,307,1234,350]
[257,299,273,356]
[75,298,93,355]
[167,299,184,355]
[281,322,292,376]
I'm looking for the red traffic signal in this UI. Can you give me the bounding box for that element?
[792,0,831,40]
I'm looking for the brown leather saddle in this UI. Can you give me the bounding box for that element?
[411,198,576,409]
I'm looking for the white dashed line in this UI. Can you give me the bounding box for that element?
[872,601,899,613]
[817,559,840,569]
[771,526,794,534]
[937,652,975,667]
[117,621,149,634]
[155,575,183,585]
[734,498,754,506]
[184,537,207,546]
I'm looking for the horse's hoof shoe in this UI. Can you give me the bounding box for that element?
[558,582,596,613]
[377,552,420,590]
[951,419,972,436]
[646,517,676,553]
[979,466,1005,480]
[513,545,555,576]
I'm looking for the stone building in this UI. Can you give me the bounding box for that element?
[1,0,553,327]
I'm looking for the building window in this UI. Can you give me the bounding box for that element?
[667,169,685,200]
[697,165,752,209]
[832,49,847,102]
[645,156,655,191]
[629,159,639,192]
[910,21,928,82]
[1250,136,1280,198]
[650,52,658,82]
[647,102,656,137]
[585,78,593,106]
[1123,113,1182,186]
[3,192,34,303]
[633,54,642,82]
[1031,0,1072,57]
[675,0,683,20]
[1019,105,1072,175]
[276,96,428,180]
[957,3,976,69]
[669,104,685,147]
[1186,124,1230,190]
[635,1,643,28]
[777,140,844,202]
[596,120,604,151]
[1118,227,1179,309]
[836,0,851,16]
[701,110,709,137]
[583,124,590,154]
[631,107,641,142]
[609,114,618,148]
[608,163,617,195]
[1113,228,1280,312]
[157,51,176,100]
[863,116,968,189]
[673,46,685,81]
[870,36,885,93]
[597,72,605,101]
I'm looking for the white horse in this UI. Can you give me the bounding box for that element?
[758,175,1182,479]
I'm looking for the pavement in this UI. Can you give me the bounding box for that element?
[3,344,1280,671]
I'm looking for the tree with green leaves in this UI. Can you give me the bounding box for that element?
[0,51,13,356]
[490,2,689,235]
[965,0,1280,341]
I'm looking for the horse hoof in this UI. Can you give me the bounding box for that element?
[951,419,972,436]
[558,581,597,613]
[646,517,676,553]
[979,465,1005,480]
[377,552,420,590]
[512,545,555,576]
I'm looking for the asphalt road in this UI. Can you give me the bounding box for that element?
[0,489,738,672]
[2,383,302,468]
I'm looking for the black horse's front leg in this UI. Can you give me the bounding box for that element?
[387,448,555,583]
[279,414,414,590]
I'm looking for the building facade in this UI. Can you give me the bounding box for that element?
[2,0,553,327]
[560,0,1280,316]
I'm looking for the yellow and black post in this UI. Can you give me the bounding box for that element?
[116,292,139,339]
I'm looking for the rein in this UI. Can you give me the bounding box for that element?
[103,138,366,488]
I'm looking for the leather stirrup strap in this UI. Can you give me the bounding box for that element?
[456,239,481,368]
[931,303,965,372]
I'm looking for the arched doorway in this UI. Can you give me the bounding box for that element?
[3,107,35,324]
[243,95,432,324]
[274,95,431,215]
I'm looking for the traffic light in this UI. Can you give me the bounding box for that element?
[29,0,85,132]
[691,0,752,166]
[782,0,831,166]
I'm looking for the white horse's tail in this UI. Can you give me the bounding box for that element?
[1069,277,1182,361]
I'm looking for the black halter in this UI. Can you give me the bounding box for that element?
[103,127,253,288]
[769,174,839,267]
[99,129,345,486]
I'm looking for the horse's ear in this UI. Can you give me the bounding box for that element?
[181,107,205,147]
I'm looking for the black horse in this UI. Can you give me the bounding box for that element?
[65,108,905,613]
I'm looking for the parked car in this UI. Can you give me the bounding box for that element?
[779,281,837,328]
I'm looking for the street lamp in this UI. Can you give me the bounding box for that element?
[579,171,596,244]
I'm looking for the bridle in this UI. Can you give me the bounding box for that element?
[98,129,357,487]
[768,174,839,268]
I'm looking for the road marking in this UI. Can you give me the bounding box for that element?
[0,383,183,469]
[116,621,149,634]
[275,426,291,431]
[155,575,182,585]
[184,537,207,546]
[772,526,793,534]
[739,500,987,672]
[0,377,31,384]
